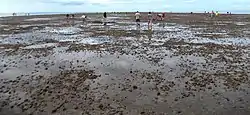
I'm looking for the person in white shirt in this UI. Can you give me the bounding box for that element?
[81,14,87,23]
[157,13,163,21]
[148,12,153,30]
[135,11,141,26]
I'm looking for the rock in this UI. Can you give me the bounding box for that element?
[133,86,138,90]
[98,104,104,110]
[177,110,182,114]
[74,106,79,110]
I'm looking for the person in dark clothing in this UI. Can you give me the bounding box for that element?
[72,14,75,19]
[103,12,107,25]
[66,14,69,19]
[103,12,107,18]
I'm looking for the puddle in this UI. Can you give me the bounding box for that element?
[188,37,250,45]
[21,43,58,49]
[107,17,121,19]
[25,18,52,21]
[78,37,111,45]
[235,22,250,26]
[44,27,82,35]
[243,31,250,34]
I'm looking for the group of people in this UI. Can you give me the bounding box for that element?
[65,11,165,30]
[134,11,166,30]
[210,11,219,17]
[64,11,168,31]
[204,11,231,17]
[66,14,75,19]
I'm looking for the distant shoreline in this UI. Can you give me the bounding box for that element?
[1,11,250,18]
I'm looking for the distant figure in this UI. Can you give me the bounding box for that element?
[103,12,107,25]
[135,11,141,27]
[72,14,75,19]
[227,12,229,14]
[12,13,16,16]
[211,11,215,17]
[157,13,163,21]
[66,14,70,19]
[148,12,153,30]
[162,12,166,20]
[191,12,193,14]
[215,11,219,17]
[81,15,87,23]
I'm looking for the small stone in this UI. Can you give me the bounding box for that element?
[3,64,7,67]
[74,106,78,110]
[51,109,57,113]
[140,111,145,114]
[133,86,138,90]
[24,99,28,102]
[98,104,104,110]
[157,92,161,96]
[177,110,182,114]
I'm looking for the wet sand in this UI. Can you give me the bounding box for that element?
[0,13,250,115]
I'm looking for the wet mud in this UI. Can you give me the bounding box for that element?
[0,13,250,115]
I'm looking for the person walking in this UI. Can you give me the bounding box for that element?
[81,14,87,23]
[215,11,219,17]
[103,12,107,25]
[66,14,70,19]
[148,12,153,30]
[211,11,215,18]
[135,11,141,28]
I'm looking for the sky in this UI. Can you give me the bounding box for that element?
[0,0,250,13]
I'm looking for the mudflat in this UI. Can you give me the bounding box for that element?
[0,12,250,115]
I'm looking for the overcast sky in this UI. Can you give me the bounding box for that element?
[1,0,250,13]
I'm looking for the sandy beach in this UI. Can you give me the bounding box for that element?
[0,12,250,115]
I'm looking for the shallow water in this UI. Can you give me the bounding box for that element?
[21,43,58,49]
[189,37,250,45]
[25,18,52,21]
